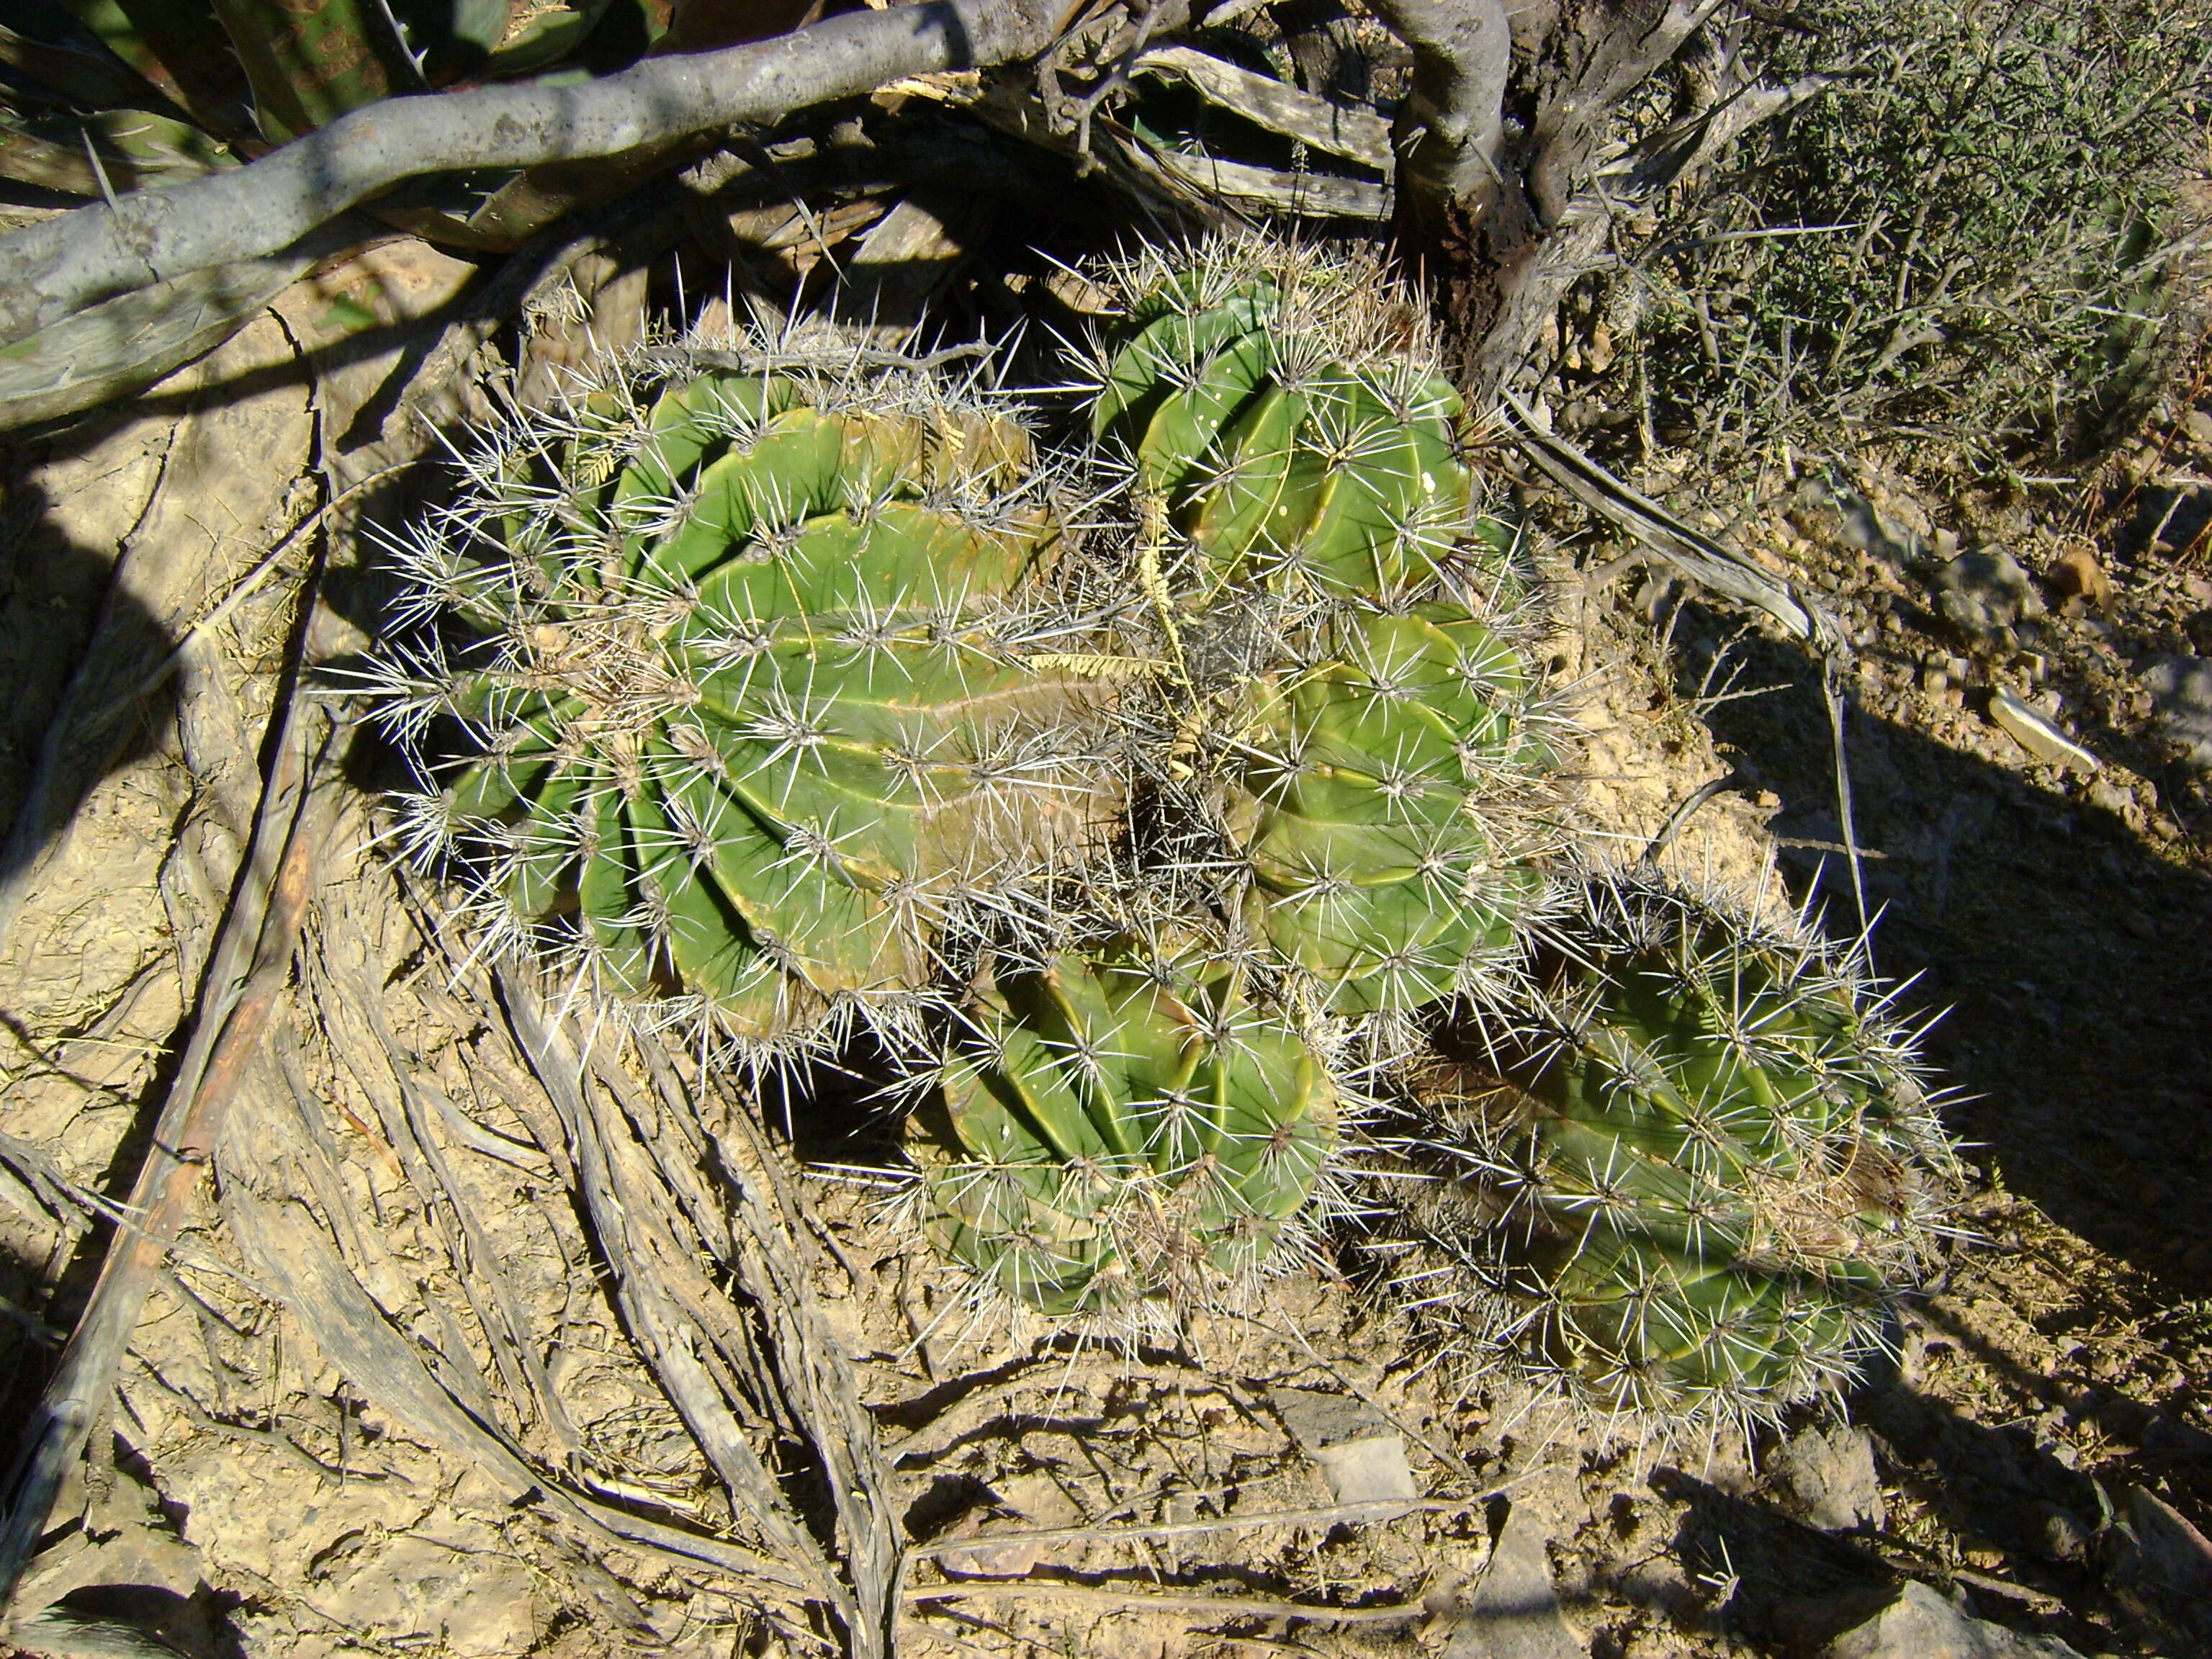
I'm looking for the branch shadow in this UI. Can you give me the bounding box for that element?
[0,473,179,891]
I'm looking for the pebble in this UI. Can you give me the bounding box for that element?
[1934,548,2041,643]
[2046,545,2111,611]
[1824,1581,2085,1658]
[1771,1424,1887,1532]
[1269,1387,1418,1511]
[1444,1505,1581,1659]
[2136,655,2212,769]
[2185,407,2212,450]
[1987,685,2100,773]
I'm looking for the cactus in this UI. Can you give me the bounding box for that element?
[919,940,1340,1318]
[372,337,1108,1043]
[1203,603,1554,1015]
[1076,238,1564,1017]
[1086,238,1509,603]
[1382,868,1962,1426]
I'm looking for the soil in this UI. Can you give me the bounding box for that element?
[1,194,2210,1659]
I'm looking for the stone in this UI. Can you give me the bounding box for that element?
[1934,549,2041,642]
[1824,1581,2085,1658]
[2128,1488,2212,1601]
[2027,1501,2094,1565]
[2185,407,2212,450]
[1772,1424,1887,1532]
[1986,685,2100,773]
[2137,655,2212,769]
[1445,1506,1582,1659]
[1269,1387,1418,1512]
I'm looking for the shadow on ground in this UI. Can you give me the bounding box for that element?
[0,476,179,893]
[1665,610,2212,1295]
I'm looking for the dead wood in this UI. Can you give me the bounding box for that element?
[0,1,1077,352]
[0,671,331,1609]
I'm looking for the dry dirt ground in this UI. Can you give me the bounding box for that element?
[1,216,2209,1659]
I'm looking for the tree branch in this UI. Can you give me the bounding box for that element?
[0,0,1075,349]
[1369,0,1512,200]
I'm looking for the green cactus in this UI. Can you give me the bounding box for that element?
[374,343,1106,1042]
[1076,239,1564,1018]
[920,942,1339,1317]
[1210,603,1552,1015]
[1386,868,1961,1425]
[1086,240,1509,603]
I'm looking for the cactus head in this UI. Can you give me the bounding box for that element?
[1212,603,1553,1015]
[918,940,1339,1320]
[373,336,1107,1046]
[1386,868,1962,1427]
[1085,237,1504,603]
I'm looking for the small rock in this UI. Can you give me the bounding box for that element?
[1772,1424,1887,1532]
[1445,1506,1582,1659]
[2028,1501,2094,1565]
[1825,1581,2085,1658]
[2137,655,2212,769]
[1269,1387,1418,1511]
[2046,545,2111,611]
[1987,685,2100,773]
[2185,408,2212,451]
[2128,1488,2212,1601]
[1935,549,2041,642]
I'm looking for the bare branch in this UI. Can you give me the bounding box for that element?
[0,0,1074,349]
[1369,0,1511,199]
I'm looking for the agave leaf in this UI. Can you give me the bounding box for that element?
[0,245,317,433]
[206,0,421,141]
[477,0,613,78]
[61,0,258,139]
[0,4,179,115]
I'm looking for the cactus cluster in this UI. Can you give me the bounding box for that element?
[1077,239,1562,1021]
[372,236,1964,1412]
[1377,866,1962,1426]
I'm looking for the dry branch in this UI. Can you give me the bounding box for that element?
[0,0,1076,349]
[1371,0,1510,199]
[0,704,329,1610]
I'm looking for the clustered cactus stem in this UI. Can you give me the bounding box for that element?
[917,939,1340,1320]
[368,328,1115,1048]
[1377,865,1964,1427]
[370,237,1966,1410]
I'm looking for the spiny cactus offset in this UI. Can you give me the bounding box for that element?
[1087,241,1497,603]
[920,940,1340,1319]
[1383,867,1962,1426]
[1210,603,1552,1015]
[1079,238,1564,1017]
[372,336,1108,1044]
